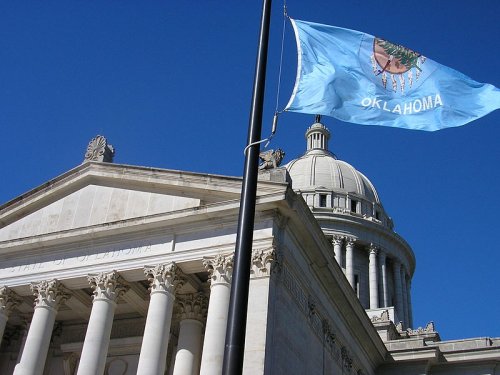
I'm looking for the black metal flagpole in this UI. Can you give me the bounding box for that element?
[222,0,273,373]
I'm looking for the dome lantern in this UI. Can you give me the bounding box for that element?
[305,116,330,152]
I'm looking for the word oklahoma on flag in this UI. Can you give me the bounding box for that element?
[285,19,500,131]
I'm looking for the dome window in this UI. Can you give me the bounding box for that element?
[350,199,358,213]
[319,194,327,207]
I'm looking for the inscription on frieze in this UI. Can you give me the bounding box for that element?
[0,238,173,279]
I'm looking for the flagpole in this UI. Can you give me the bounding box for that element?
[222,0,272,373]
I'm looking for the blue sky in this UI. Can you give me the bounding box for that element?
[1,1,499,340]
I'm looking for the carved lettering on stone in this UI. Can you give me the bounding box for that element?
[0,286,21,317]
[202,254,233,285]
[31,279,71,310]
[88,271,129,302]
[175,292,208,322]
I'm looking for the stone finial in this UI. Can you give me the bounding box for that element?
[84,135,115,163]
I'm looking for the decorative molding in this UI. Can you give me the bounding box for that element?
[341,346,353,370]
[250,247,276,278]
[0,286,22,317]
[202,253,233,285]
[281,264,362,374]
[144,263,184,295]
[175,292,208,322]
[30,279,71,310]
[87,271,129,302]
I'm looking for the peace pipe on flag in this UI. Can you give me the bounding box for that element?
[285,19,500,131]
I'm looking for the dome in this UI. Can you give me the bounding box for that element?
[285,119,390,227]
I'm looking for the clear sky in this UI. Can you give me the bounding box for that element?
[1,1,499,341]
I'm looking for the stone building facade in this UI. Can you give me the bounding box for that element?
[0,126,498,375]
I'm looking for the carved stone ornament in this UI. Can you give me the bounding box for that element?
[258,148,285,170]
[84,135,115,163]
[371,310,391,323]
[331,235,344,247]
[407,321,436,335]
[250,247,276,278]
[345,237,356,247]
[341,346,353,369]
[144,263,185,295]
[30,279,71,310]
[0,286,21,317]
[322,320,336,349]
[87,271,129,302]
[175,292,208,321]
[203,253,233,285]
[369,243,379,254]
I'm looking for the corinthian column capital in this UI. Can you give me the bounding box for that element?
[345,237,356,247]
[203,253,233,285]
[331,235,344,246]
[88,271,129,302]
[144,262,185,295]
[369,243,379,254]
[250,247,276,278]
[30,279,71,310]
[176,292,208,322]
[0,286,21,317]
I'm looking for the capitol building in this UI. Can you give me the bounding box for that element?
[0,119,498,375]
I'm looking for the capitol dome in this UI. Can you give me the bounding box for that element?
[284,118,414,325]
[285,119,391,229]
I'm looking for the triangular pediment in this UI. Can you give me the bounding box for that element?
[0,162,255,242]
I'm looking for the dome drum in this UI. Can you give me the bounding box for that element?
[285,119,416,328]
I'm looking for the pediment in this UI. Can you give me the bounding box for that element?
[0,162,249,242]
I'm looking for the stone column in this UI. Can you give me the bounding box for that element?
[137,263,184,375]
[77,271,129,375]
[345,238,356,289]
[172,293,208,375]
[392,261,404,325]
[368,244,379,309]
[378,251,389,308]
[14,280,70,375]
[0,286,21,343]
[401,267,410,328]
[332,236,343,269]
[199,253,233,375]
[407,278,414,328]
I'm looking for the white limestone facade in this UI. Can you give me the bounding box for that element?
[0,129,498,375]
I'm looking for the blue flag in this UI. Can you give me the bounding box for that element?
[285,19,500,131]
